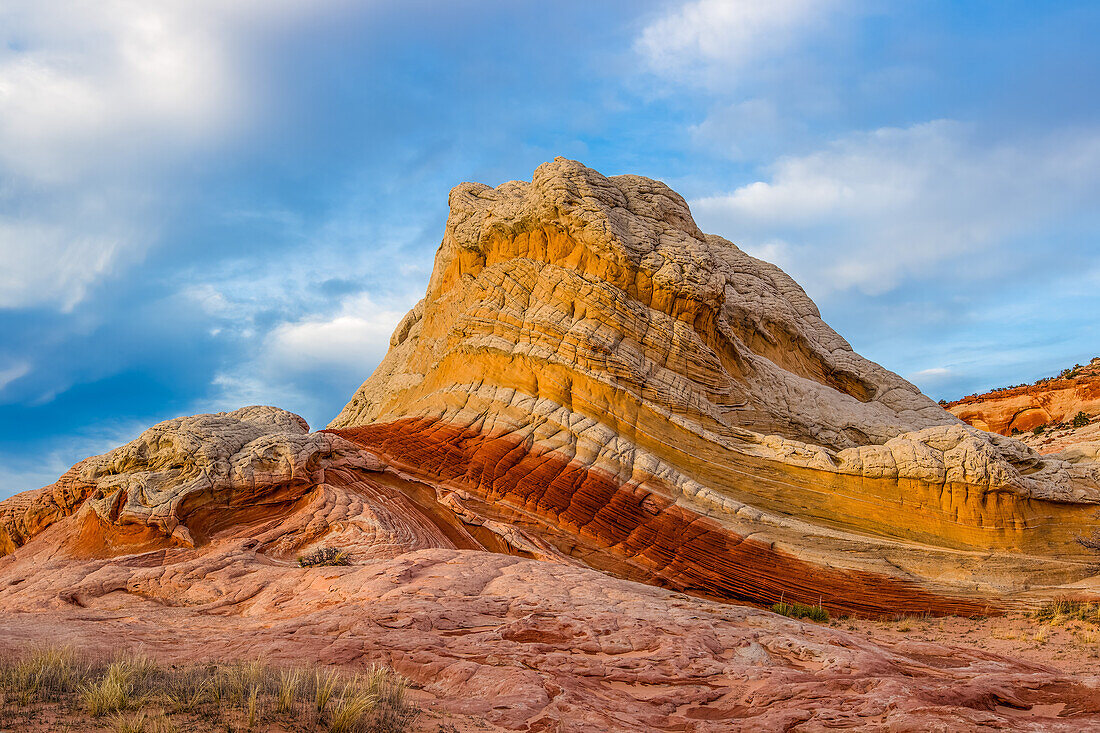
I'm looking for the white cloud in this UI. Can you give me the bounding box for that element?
[0,2,241,182]
[909,367,951,380]
[0,361,30,393]
[0,0,347,311]
[0,214,136,311]
[266,294,407,375]
[691,120,1100,297]
[636,0,839,85]
[198,289,413,429]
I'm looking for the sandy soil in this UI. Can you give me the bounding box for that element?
[843,612,1100,676]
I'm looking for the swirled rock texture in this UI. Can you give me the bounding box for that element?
[6,406,1099,730]
[330,158,1100,614]
[0,406,560,566]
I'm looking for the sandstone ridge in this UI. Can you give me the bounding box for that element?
[329,158,1100,611]
[4,159,1100,729]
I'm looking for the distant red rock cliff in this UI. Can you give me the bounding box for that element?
[946,357,1100,450]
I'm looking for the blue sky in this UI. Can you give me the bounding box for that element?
[2,0,1099,498]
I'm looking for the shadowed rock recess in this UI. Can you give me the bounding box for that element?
[3,159,1100,731]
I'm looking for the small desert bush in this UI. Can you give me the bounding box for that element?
[82,660,138,716]
[1032,598,1100,625]
[895,616,917,632]
[0,646,417,732]
[1073,411,1091,429]
[771,600,830,623]
[298,546,351,567]
[1032,424,1046,435]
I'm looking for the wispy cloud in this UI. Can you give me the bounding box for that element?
[200,290,414,430]
[636,0,843,88]
[266,293,408,376]
[0,361,30,393]
[691,120,1100,297]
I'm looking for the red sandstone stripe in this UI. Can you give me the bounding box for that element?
[329,418,996,618]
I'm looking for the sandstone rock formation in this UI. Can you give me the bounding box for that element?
[0,406,574,568]
[948,357,1100,454]
[2,407,1099,731]
[4,159,1100,730]
[329,158,1100,613]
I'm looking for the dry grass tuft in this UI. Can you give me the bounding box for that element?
[771,601,830,623]
[895,616,916,632]
[82,660,138,717]
[277,667,301,714]
[110,711,147,733]
[1032,598,1100,625]
[315,667,340,713]
[0,645,417,732]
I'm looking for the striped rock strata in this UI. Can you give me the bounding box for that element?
[1,409,1099,730]
[329,158,1100,614]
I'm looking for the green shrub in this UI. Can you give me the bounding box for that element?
[1073,411,1090,429]
[1032,424,1045,435]
[771,601,829,623]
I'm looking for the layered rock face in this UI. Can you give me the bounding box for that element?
[2,408,1100,731]
[330,158,1100,613]
[0,406,575,567]
[948,357,1100,453]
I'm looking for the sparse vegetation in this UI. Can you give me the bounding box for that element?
[1032,424,1046,435]
[771,601,830,623]
[0,646,417,732]
[895,616,916,632]
[81,660,141,717]
[1073,411,1091,429]
[1059,364,1086,380]
[297,547,351,567]
[1031,598,1100,625]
